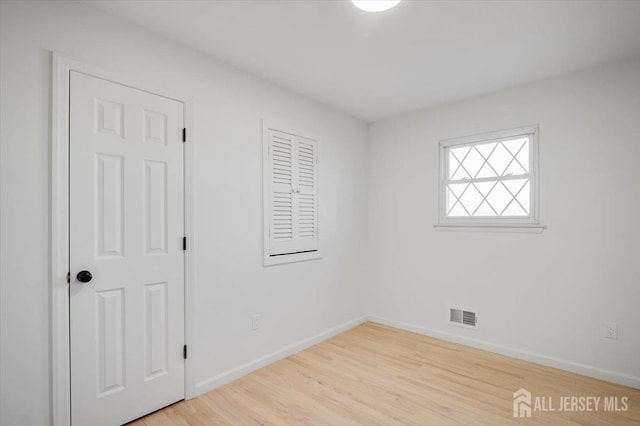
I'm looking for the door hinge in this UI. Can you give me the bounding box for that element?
[182,128,186,143]
[66,272,70,284]
[183,236,187,251]
[183,345,187,359]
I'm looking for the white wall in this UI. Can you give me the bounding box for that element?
[2,1,639,425]
[0,2,368,425]
[367,58,640,387]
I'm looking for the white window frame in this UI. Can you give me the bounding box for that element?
[436,125,545,232]
[263,120,322,266]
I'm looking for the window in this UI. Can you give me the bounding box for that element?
[263,122,320,265]
[437,125,542,230]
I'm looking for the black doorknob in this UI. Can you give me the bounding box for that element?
[76,270,93,283]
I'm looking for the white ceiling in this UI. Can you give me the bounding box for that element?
[89,0,640,122]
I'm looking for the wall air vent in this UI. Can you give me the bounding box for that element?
[449,307,478,328]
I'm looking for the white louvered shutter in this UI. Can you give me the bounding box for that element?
[294,135,318,252]
[267,129,296,255]
[266,129,318,257]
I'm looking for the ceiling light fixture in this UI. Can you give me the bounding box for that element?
[352,0,401,13]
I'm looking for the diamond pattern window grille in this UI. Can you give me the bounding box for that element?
[444,136,532,218]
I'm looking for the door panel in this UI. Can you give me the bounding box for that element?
[96,288,125,397]
[143,160,168,255]
[95,154,125,258]
[70,71,184,426]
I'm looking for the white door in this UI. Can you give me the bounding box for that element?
[69,71,185,426]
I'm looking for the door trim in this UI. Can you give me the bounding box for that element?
[51,53,197,426]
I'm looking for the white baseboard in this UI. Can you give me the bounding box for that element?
[368,315,640,390]
[193,313,639,397]
[194,315,368,396]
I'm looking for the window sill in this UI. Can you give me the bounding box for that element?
[433,223,546,233]
[263,250,322,266]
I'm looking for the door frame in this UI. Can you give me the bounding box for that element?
[51,53,197,426]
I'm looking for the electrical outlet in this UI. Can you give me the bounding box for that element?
[251,314,261,331]
[605,322,618,339]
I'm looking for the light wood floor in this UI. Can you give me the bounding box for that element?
[131,322,640,425]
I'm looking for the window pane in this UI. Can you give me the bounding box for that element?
[503,159,527,176]
[447,139,531,181]
[458,183,482,214]
[449,146,470,179]
[473,181,496,197]
[503,178,528,197]
[502,137,527,155]
[516,181,530,213]
[474,200,496,216]
[448,202,468,217]
[502,179,529,216]
[475,142,496,159]
[502,138,529,175]
[502,199,527,216]
[445,178,531,218]
[485,181,512,215]
[449,150,470,180]
[447,184,467,215]
[485,143,511,175]
[516,142,529,173]
[461,148,484,178]
[448,182,468,198]
[476,162,497,178]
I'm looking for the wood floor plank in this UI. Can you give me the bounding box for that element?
[130,322,640,425]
